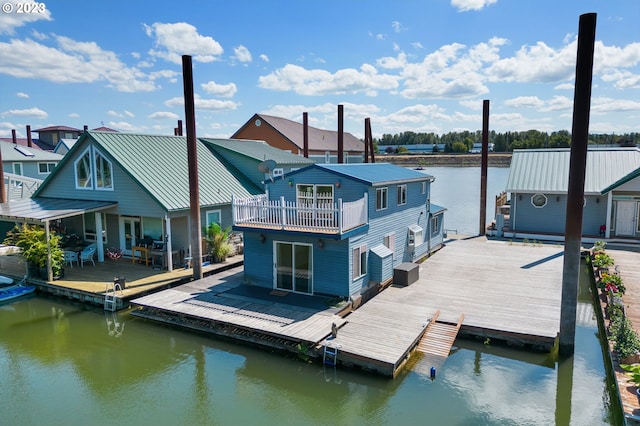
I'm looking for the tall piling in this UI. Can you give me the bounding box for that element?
[479,100,489,236]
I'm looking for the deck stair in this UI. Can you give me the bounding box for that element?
[104,282,123,311]
[415,313,464,369]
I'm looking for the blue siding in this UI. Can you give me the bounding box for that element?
[513,193,607,235]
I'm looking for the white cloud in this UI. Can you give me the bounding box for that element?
[0,36,158,92]
[107,110,122,117]
[233,45,252,63]
[0,0,52,35]
[68,113,79,118]
[200,81,237,97]
[145,22,223,64]
[124,110,135,117]
[259,54,269,62]
[504,96,544,108]
[0,107,47,119]
[148,111,179,120]
[392,21,404,33]
[451,0,498,12]
[164,94,238,111]
[107,121,146,132]
[258,63,399,96]
[16,92,29,98]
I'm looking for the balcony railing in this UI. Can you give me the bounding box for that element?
[232,193,368,234]
[3,173,42,201]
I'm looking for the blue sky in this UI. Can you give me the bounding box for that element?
[0,0,638,140]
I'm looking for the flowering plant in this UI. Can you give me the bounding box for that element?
[106,247,123,260]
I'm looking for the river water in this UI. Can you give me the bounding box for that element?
[0,167,622,425]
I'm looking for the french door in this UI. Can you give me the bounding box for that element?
[119,217,142,255]
[274,242,312,294]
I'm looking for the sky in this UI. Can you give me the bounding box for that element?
[0,0,639,141]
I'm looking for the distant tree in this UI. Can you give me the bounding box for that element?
[432,144,440,153]
[451,141,467,153]
[396,146,409,154]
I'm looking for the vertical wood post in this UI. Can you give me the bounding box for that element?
[337,105,344,163]
[26,125,33,147]
[303,112,309,158]
[182,55,203,280]
[364,118,369,163]
[559,12,597,356]
[479,100,489,236]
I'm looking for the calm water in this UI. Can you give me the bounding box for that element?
[0,167,622,425]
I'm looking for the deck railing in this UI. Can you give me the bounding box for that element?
[3,173,42,201]
[233,193,368,233]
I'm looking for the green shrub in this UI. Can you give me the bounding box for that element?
[592,253,614,268]
[613,316,640,360]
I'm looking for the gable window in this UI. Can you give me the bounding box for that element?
[397,184,407,206]
[75,148,92,189]
[376,187,388,210]
[95,151,113,189]
[38,162,56,174]
[74,146,113,190]
[352,244,368,279]
[531,193,547,208]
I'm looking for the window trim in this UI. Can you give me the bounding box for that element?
[383,233,395,260]
[422,181,427,194]
[74,147,93,190]
[397,184,407,206]
[205,209,222,228]
[531,193,547,208]
[431,215,440,235]
[376,187,388,211]
[352,244,368,280]
[94,150,113,191]
[37,162,56,175]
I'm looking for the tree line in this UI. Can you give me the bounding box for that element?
[375,130,640,153]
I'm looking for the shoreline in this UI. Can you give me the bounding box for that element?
[380,153,512,168]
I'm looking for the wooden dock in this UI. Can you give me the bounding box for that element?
[416,313,464,370]
[132,237,566,377]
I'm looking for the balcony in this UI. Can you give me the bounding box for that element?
[232,194,368,235]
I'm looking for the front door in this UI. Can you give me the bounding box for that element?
[120,217,142,255]
[274,242,312,294]
[615,201,637,237]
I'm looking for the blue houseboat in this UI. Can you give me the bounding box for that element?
[232,163,446,302]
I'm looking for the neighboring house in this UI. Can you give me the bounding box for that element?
[53,138,78,155]
[201,138,315,190]
[498,147,640,242]
[1,131,263,269]
[232,114,365,164]
[0,139,62,180]
[232,163,446,300]
[33,125,84,150]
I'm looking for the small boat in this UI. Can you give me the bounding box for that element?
[0,275,13,286]
[0,282,36,302]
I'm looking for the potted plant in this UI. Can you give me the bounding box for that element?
[3,223,64,279]
[203,223,233,263]
[620,363,640,396]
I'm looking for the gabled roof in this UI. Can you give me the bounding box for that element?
[505,148,640,194]
[35,131,262,211]
[289,163,434,186]
[92,126,118,132]
[0,140,62,161]
[201,138,315,166]
[53,138,78,152]
[235,114,365,153]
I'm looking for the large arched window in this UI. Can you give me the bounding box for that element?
[75,148,92,189]
[74,146,113,190]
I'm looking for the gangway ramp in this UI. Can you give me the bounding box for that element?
[415,313,464,372]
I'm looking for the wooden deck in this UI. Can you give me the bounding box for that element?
[130,237,566,377]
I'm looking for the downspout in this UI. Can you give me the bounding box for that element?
[605,192,612,239]
[165,214,173,272]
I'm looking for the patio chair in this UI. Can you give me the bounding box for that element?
[64,250,79,268]
[79,246,96,267]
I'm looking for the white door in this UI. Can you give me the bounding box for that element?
[615,201,637,236]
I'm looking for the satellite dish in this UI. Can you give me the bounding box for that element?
[258,159,277,182]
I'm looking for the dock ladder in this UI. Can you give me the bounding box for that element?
[104,282,123,312]
[323,343,339,366]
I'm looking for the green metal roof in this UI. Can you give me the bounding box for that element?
[57,131,261,211]
[505,148,640,195]
[200,138,315,165]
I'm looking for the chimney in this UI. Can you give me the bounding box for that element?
[303,112,309,158]
[368,118,375,163]
[363,118,369,163]
[337,104,344,164]
[177,119,183,136]
[26,125,33,147]
[83,125,88,132]
[11,129,17,144]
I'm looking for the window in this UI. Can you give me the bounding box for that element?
[408,225,423,246]
[12,163,23,175]
[38,162,56,174]
[95,151,113,189]
[74,146,113,190]
[352,245,367,279]
[422,182,427,194]
[205,210,221,227]
[531,193,547,208]
[376,187,388,210]
[397,184,407,206]
[272,168,284,177]
[431,216,440,235]
[384,233,395,259]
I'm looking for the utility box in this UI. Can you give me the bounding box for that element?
[393,262,419,286]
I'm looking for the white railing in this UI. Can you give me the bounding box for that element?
[233,193,368,233]
[3,173,42,201]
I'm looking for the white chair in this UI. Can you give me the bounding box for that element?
[79,246,96,267]
[64,250,79,268]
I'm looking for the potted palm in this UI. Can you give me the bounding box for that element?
[203,223,233,263]
[3,223,64,279]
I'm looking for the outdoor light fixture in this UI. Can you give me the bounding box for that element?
[260,234,266,243]
[288,179,293,186]
[318,239,324,249]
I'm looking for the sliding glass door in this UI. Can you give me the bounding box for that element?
[274,242,312,294]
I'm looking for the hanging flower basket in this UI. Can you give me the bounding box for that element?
[106,248,125,288]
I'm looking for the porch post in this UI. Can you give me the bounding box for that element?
[45,220,53,281]
[165,214,173,272]
[605,192,612,239]
[280,196,286,229]
[95,212,104,262]
[338,199,343,232]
